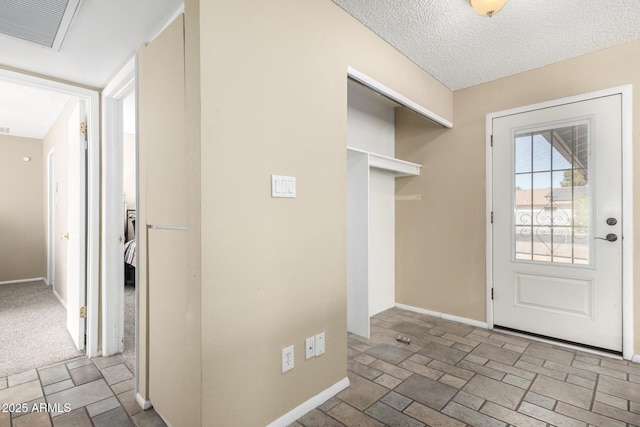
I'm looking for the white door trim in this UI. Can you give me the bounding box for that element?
[0,68,100,357]
[485,85,634,359]
[47,148,55,287]
[101,57,136,357]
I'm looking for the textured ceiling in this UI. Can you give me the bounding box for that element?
[0,80,71,139]
[332,0,640,90]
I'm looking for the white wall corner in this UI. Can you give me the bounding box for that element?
[266,377,350,427]
[135,393,153,411]
[395,303,489,330]
[53,288,67,309]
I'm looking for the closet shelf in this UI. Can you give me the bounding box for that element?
[347,147,421,177]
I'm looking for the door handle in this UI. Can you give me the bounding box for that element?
[595,233,618,242]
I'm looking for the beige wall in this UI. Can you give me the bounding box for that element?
[43,98,79,304]
[0,135,45,281]
[198,0,451,425]
[396,40,640,351]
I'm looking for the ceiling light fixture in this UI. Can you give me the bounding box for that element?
[469,0,507,17]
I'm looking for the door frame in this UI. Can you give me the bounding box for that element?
[0,68,100,357]
[485,85,633,359]
[101,57,136,357]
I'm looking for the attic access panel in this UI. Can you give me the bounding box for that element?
[0,0,82,51]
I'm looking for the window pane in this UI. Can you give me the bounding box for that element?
[512,123,590,264]
[515,134,532,173]
[532,132,551,172]
[515,225,532,260]
[551,170,571,227]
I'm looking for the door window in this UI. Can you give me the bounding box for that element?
[513,122,591,265]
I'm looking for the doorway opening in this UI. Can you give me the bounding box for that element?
[0,69,100,376]
[101,57,139,382]
[122,90,137,372]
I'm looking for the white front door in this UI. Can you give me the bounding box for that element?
[66,101,87,351]
[492,94,622,351]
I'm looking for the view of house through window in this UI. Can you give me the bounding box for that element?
[513,122,590,264]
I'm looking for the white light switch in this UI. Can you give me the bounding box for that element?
[272,175,296,198]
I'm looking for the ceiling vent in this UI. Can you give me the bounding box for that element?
[0,0,82,51]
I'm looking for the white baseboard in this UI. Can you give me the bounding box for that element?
[136,393,153,411]
[0,277,46,286]
[266,377,350,427]
[631,354,640,364]
[395,303,489,329]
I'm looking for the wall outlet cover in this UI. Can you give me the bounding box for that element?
[282,345,294,373]
[315,332,325,356]
[305,337,315,359]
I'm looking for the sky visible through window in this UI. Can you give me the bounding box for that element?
[515,133,574,190]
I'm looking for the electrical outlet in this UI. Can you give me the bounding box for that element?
[305,337,315,359]
[282,345,294,373]
[315,332,325,356]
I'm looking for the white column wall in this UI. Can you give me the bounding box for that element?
[347,81,396,316]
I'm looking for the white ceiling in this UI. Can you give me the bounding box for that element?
[0,0,180,140]
[0,80,72,139]
[332,0,640,90]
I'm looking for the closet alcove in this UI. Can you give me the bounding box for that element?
[347,79,422,338]
[346,69,451,339]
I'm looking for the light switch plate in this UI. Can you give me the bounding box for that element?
[272,175,296,198]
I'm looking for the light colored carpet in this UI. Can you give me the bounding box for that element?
[123,284,135,373]
[0,280,83,377]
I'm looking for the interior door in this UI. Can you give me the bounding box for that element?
[492,94,622,351]
[66,100,87,351]
[138,15,194,424]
